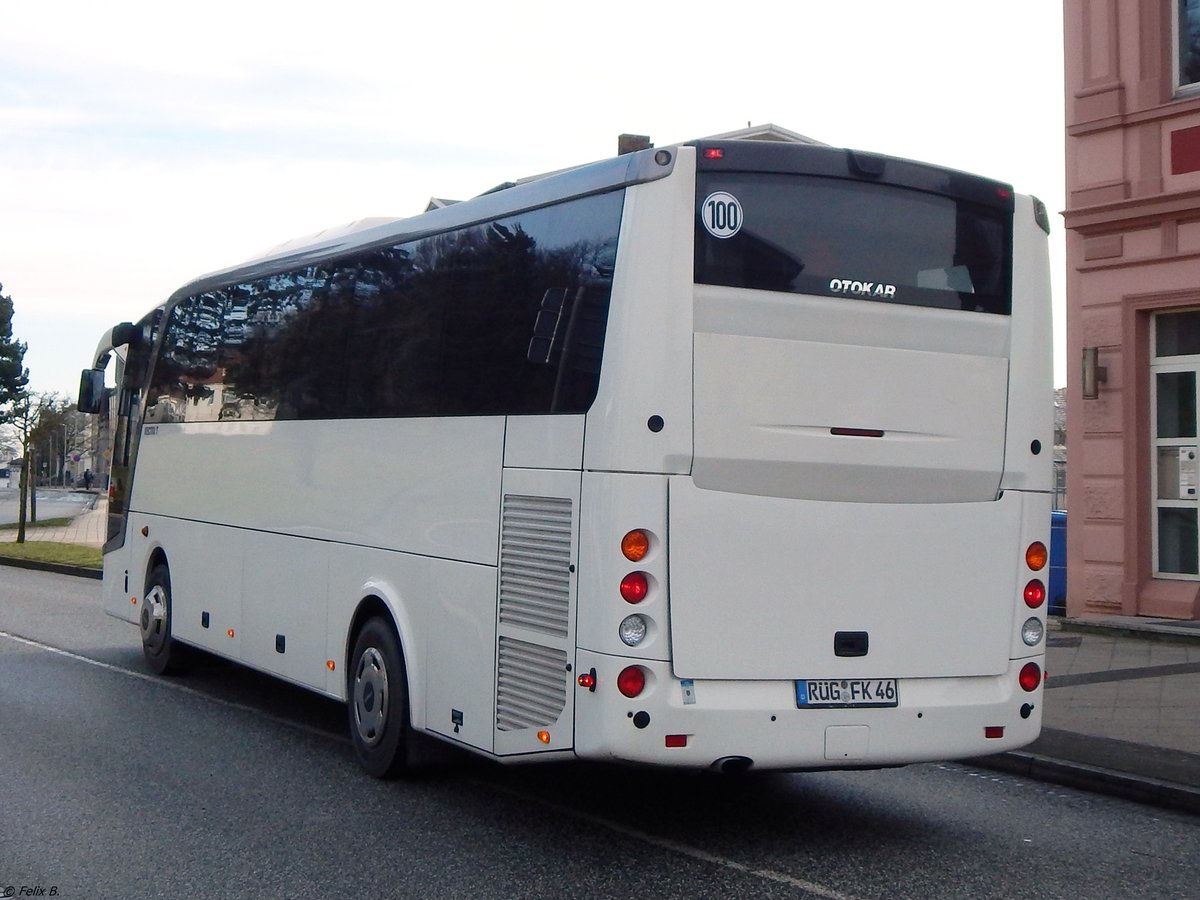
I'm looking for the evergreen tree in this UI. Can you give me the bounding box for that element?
[0,282,29,416]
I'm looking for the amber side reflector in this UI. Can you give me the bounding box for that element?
[537,731,551,745]
[226,629,236,638]
[130,596,138,605]
[326,660,336,671]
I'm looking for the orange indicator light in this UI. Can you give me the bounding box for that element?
[1025,542,1048,571]
[622,530,651,562]
[537,731,551,745]
[326,660,337,671]
[130,596,138,605]
[226,629,236,638]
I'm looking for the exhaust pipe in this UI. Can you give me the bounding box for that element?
[711,756,753,775]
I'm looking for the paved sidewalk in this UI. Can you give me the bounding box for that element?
[979,616,1200,812]
[0,491,107,549]
[2,498,1199,813]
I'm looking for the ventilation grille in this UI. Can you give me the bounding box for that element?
[499,494,572,637]
[496,636,568,732]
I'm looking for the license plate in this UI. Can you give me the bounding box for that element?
[796,679,899,709]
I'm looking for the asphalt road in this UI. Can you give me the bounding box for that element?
[2,567,1199,899]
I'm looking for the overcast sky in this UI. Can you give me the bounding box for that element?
[1,0,1067,396]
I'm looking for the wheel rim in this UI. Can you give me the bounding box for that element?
[140,584,168,654]
[352,647,389,747]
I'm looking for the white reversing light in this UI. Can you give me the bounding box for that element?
[1021,617,1044,647]
[619,615,648,647]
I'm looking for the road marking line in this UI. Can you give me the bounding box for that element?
[3,628,857,898]
[482,780,861,900]
[0,628,347,743]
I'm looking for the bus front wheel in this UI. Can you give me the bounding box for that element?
[348,617,410,778]
[141,563,188,675]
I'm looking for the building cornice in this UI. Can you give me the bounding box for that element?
[1063,185,1200,233]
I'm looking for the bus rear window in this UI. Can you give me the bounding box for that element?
[695,173,1011,315]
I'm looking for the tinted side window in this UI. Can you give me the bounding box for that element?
[145,189,624,422]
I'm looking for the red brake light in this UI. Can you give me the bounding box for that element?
[703,148,725,160]
[1023,579,1046,608]
[620,572,649,604]
[1019,662,1041,692]
[617,666,646,698]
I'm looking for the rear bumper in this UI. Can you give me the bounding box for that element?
[572,650,1044,770]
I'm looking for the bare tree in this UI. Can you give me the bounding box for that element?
[9,392,61,541]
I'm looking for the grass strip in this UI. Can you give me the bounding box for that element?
[0,540,101,569]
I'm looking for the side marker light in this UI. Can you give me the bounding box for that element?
[537,731,551,745]
[985,726,1005,739]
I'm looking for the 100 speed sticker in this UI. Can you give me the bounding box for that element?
[701,191,742,239]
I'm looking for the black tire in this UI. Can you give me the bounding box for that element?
[347,617,410,778]
[140,562,188,675]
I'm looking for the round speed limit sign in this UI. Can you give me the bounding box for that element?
[701,191,743,239]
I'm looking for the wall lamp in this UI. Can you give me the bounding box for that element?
[1082,346,1107,400]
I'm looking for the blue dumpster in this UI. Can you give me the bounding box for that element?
[1048,510,1067,617]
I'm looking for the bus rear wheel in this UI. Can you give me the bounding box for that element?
[348,617,410,778]
[141,562,189,675]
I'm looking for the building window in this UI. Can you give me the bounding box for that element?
[1180,1,1200,92]
[1151,311,1200,577]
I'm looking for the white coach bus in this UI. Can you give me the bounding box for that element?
[79,140,1054,776]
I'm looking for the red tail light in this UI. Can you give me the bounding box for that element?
[1023,579,1046,608]
[620,572,649,604]
[1019,662,1041,692]
[617,666,646,698]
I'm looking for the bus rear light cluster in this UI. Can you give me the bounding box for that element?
[618,530,658,647]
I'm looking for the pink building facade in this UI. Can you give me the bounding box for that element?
[1065,0,1200,619]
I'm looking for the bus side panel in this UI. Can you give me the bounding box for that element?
[123,513,247,661]
[493,467,581,757]
[999,196,1055,495]
[101,542,138,624]
[583,149,695,477]
[129,417,506,566]
[322,542,499,750]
